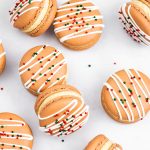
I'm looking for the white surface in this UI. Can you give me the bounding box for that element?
[0,0,150,150]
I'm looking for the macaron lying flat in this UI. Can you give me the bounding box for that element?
[119,0,150,45]
[0,112,33,150]
[85,134,122,150]
[0,40,6,74]
[101,69,150,123]
[54,0,104,50]
[9,0,57,36]
[19,45,67,95]
[35,85,89,136]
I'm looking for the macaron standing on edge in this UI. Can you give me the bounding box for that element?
[0,112,33,150]
[54,0,104,51]
[19,45,67,96]
[34,84,89,136]
[0,39,6,74]
[119,0,150,45]
[9,0,57,36]
[101,69,150,123]
[85,134,122,150]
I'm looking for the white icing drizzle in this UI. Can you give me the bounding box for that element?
[0,118,33,150]
[23,51,60,86]
[54,0,104,43]
[10,0,42,25]
[38,97,89,136]
[104,83,131,121]
[19,46,66,94]
[104,69,150,122]
[119,4,150,45]
[37,62,66,93]
[0,52,6,59]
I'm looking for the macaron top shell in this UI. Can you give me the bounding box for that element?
[54,0,104,50]
[119,0,150,45]
[0,40,6,74]
[85,134,122,150]
[0,112,33,150]
[35,85,89,136]
[9,0,57,36]
[101,69,150,123]
[19,45,67,96]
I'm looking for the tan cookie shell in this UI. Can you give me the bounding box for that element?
[85,134,122,150]
[119,0,150,45]
[0,112,33,150]
[9,0,57,36]
[0,41,6,74]
[35,84,89,136]
[101,69,150,123]
[127,0,150,35]
[19,45,67,96]
[54,0,104,51]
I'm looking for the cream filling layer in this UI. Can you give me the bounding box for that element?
[22,0,50,33]
[132,0,150,19]
[38,91,82,114]
[101,140,112,150]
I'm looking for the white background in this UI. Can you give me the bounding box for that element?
[0,0,150,149]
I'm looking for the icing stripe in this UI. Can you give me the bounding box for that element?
[37,63,66,93]
[0,52,6,59]
[38,95,89,136]
[0,118,33,150]
[104,69,150,122]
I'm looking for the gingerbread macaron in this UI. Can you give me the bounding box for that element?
[53,0,104,50]
[119,0,150,45]
[0,112,33,150]
[0,40,6,74]
[9,0,57,36]
[85,134,122,150]
[101,69,150,123]
[19,45,67,95]
[34,84,89,136]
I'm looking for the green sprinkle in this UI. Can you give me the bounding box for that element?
[80,5,83,7]
[52,65,55,67]
[86,23,89,25]
[40,61,42,63]
[57,78,60,80]
[113,98,116,101]
[76,13,78,15]
[29,0,32,4]
[17,12,20,14]
[77,9,80,11]
[118,90,121,93]
[123,81,126,84]
[55,119,59,124]
[49,67,51,70]
[39,73,42,76]
[138,95,141,98]
[128,88,132,93]
[76,22,78,24]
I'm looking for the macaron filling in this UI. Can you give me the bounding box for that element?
[22,0,51,33]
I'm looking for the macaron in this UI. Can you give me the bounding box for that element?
[19,45,67,96]
[0,112,33,150]
[34,84,89,136]
[101,69,150,123]
[0,40,6,74]
[53,0,104,50]
[119,0,150,45]
[9,0,57,36]
[85,134,122,150]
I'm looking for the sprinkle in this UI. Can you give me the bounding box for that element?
[61,139,64,142]
[88,64,91,67]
